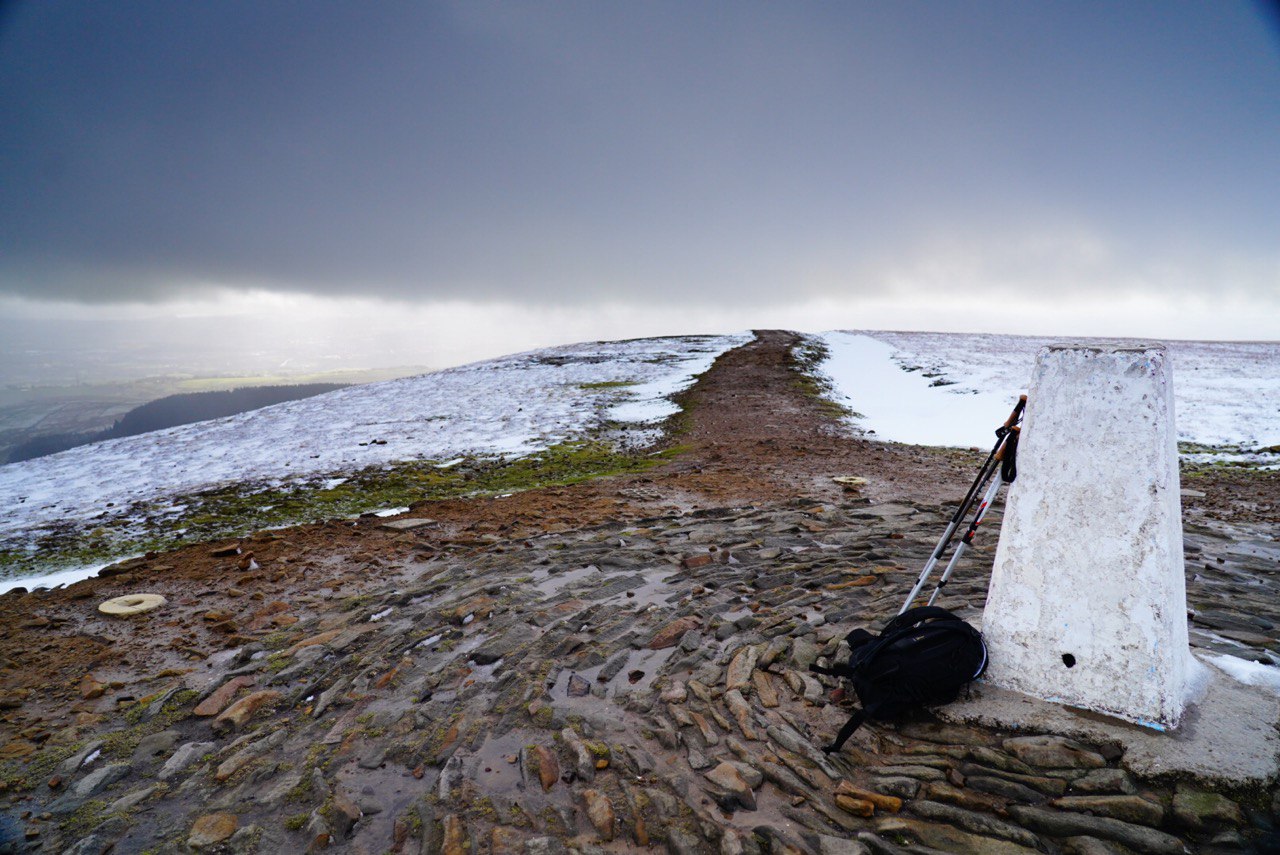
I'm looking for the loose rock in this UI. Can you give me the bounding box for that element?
[649,616,702,649]
[195,675,257,717]
[189,812,238,848]
[580,789,615,840]
[213,689,282,734]
[705,761,756,810]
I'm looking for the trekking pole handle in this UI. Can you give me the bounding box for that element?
[994,425,1020,461]
[1002,395,1028,430]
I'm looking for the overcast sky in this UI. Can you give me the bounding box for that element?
[1,1,1277,379]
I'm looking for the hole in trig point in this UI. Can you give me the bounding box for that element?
[1062,653,1077,668]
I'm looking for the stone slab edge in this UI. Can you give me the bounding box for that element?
[938,656,1280,785]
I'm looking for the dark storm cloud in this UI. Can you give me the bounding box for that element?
[1,1,1276,305]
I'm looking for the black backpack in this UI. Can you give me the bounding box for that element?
[810,606,987,753]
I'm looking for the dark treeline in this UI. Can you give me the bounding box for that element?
[6,383,347,464]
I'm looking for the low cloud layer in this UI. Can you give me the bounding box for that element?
[1,2,1277,323]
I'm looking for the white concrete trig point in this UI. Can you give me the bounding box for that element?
[982,341,1191,729]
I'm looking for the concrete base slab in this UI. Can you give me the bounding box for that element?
[938,655,1280,785]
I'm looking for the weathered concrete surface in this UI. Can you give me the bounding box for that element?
[941,654,1280,784]
[983,342,1192,728]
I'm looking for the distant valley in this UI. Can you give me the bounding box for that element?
[0,366,427,464]
[5,383,348,463]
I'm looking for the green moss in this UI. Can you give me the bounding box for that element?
[95,691,196,761]
[0,739,84,792]
[160,690,198,722]
[262,629,296,650]
[531,705,555,728]
[578,380,636,390]
[61,798,110,838]
[2,438,682,578]
[507,802,532,828]
[100,728,143,760]
[341,594,373,612]
[285,745,330,803]
[121,687,175,726]
[790,337,854,419]
[471,794,498,820]
[540,804,570,836]
[265,652,292,673]
[1178,441,1278,475]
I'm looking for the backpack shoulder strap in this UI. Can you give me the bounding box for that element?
[823,696,886,753]
[823,708,866,753]
[810,662,856,680]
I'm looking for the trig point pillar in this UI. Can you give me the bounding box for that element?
[982,342,1191,728]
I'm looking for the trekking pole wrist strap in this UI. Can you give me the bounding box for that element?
[998,427,1020,483]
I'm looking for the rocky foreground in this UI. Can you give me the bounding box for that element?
[0,331,1277,854]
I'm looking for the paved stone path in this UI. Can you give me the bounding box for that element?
[10,495,1278,854]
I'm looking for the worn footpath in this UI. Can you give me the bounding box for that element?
[0,331,1277,854]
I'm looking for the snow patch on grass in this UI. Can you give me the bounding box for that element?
[0,334,748,582]
[812,330,1280,454]
[812,332,1022,447]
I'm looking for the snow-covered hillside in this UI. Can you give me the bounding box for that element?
[816,330,1280,454]
[0,334,748,585]
[3,328,1276,590]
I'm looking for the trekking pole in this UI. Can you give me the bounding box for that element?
[925,425,1020,607]
[897,395,1026,615]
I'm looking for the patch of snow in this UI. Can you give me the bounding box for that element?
[815,330,1280,450]
[1203,653,1280,695]
[0,334,748,580]
[607,341,731,423]
[1185,655,1214,704]
[372,507,411,518]
[815,332,1021,447]
[0,556,143,595]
